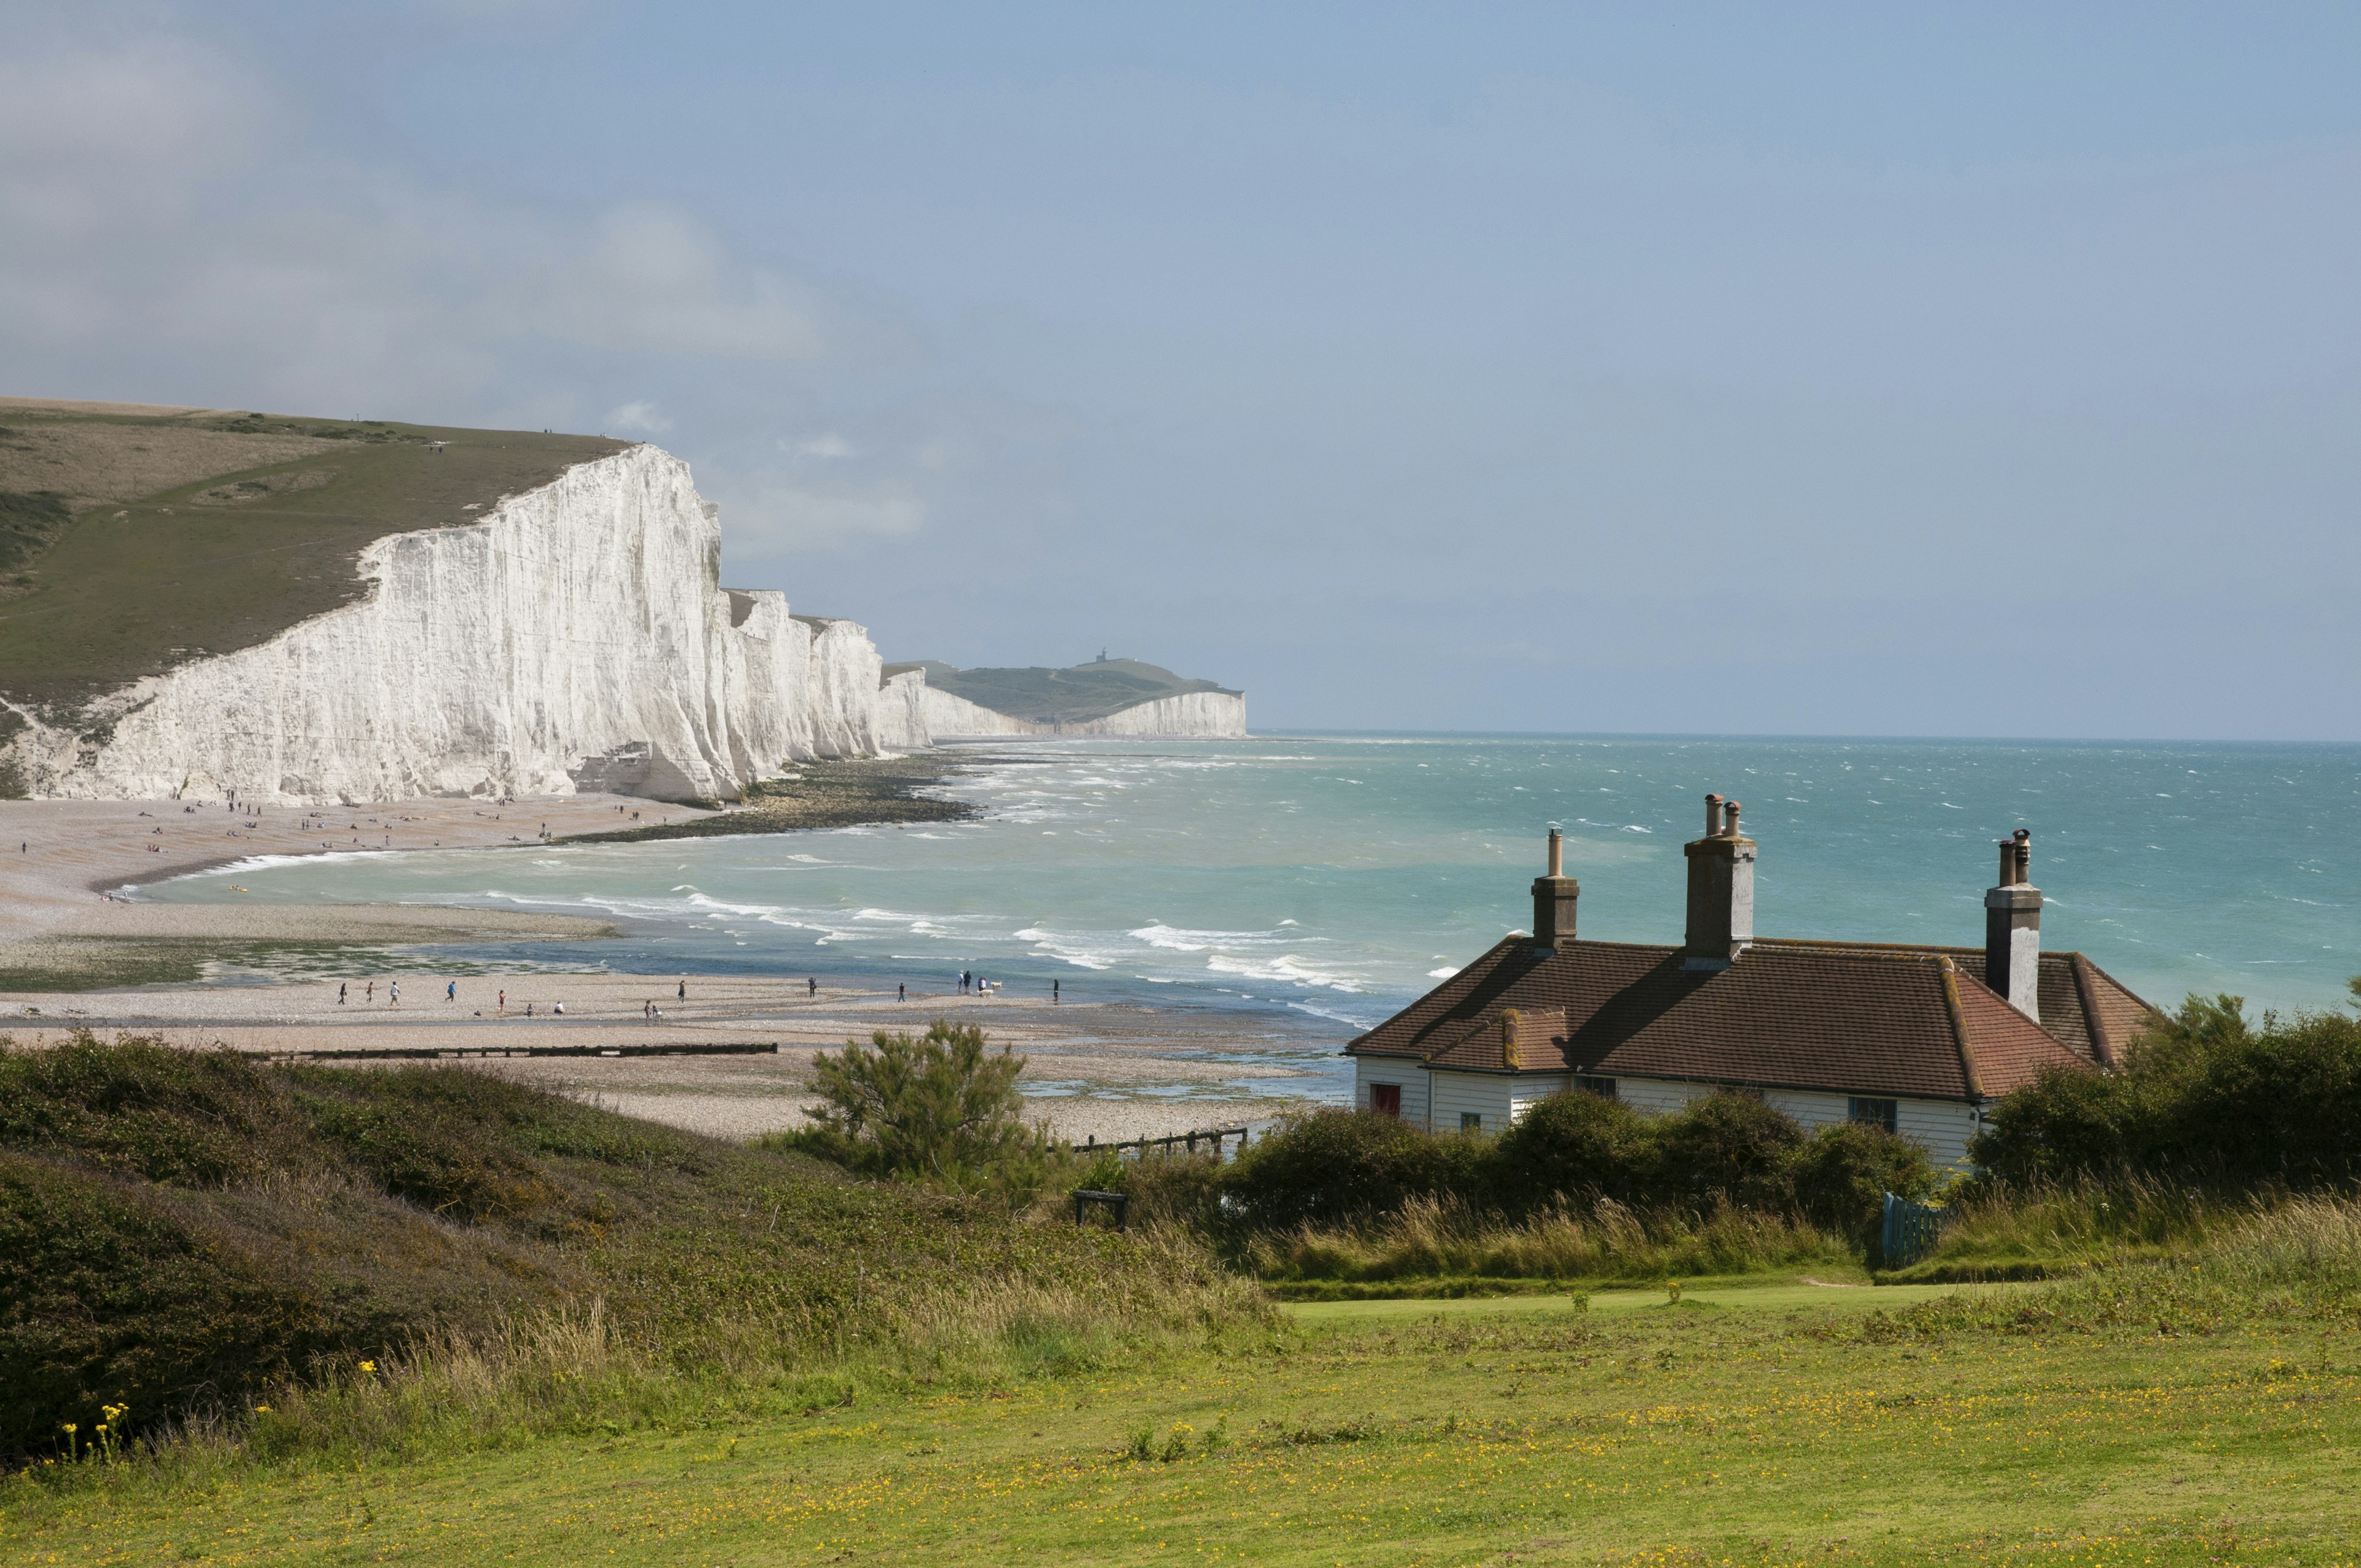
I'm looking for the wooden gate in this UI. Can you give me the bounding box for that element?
[1881,1192,1947,1267]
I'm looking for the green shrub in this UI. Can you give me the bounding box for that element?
[1973,991,2361,1189]
[1785,1122,1937,1238]
[1647,1090,1803,1210]
[1220,1109,1485,1229]
[783,1020,1050,1198]
[1487,1089,1652,1209]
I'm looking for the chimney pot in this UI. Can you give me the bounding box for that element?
[1530,831,1578,950]
[1985,830,2041,1019]
[1683,790,1756,970]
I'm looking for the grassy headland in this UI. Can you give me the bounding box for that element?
[0,400,625,716]
[555,756,978,842]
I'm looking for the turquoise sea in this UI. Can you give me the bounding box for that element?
[144,735,2360,1047]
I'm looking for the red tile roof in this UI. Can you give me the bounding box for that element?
[1350,936,2149,1104]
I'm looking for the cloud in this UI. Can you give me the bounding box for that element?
[731,476,930,546]
[603,400,672,434]
[0,24,850,418]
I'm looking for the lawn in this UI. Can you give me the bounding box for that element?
[10,1279,2356,1566]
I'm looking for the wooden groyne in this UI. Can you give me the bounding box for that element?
[253,1040,783,1063]
[1064,1125,1251,1158]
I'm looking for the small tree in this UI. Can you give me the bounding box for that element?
[800,1020,1047,1193]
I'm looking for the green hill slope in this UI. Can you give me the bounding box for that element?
[0,1037,1229,1457]
[885,656,1239,725]
[0,398,625,716]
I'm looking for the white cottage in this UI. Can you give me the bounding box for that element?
[1346,796,2157,1171]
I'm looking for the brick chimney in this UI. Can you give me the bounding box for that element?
[1985,828,2041,1019]
[1683,794,1755,970]
[1532,830,1578,949]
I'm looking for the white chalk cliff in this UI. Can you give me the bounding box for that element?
[2,442,1246,805]
[6,445,919,805]
[917,686,1247,738]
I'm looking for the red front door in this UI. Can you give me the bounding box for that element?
[1371,1083,1402,1117]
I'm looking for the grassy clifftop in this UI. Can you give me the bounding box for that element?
[887,656,1239,725]
[0,398,626,715]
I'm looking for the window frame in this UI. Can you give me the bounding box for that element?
[1460,1111,1483,1132]
[1575,1075,1618,1101]
[1370,1082,1402,1117]
[1846,1096,1899,1134]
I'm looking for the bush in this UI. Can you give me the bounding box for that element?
[1785,1122,1937,1238]
[1487,1089,1652,1211]
[1647,1090,1803,1210]
[1974,991,2361,1189]
[785,1020,1050,1197]
[1220,1110,1484,1230]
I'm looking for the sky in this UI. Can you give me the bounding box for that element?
[4,2,2359,738]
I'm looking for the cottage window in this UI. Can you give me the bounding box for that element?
[1461,1112,1482,1132]
[1370,1083,1402,1117]
[1575,1075,1618,1100]
[1848,1096,1899,1133]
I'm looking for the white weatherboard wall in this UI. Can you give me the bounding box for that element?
[5,446,917,805]
[1355,1057,1433,1128]
[1418,1069,1982,1169]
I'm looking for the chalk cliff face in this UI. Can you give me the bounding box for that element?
[5,445,916,805]
[917,685,1246,738]
[1063,691,1246,737]
[917,685,1040,738]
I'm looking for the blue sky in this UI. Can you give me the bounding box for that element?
[6,2,2359,737]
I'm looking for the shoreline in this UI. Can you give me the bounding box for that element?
[0,973,1333,1144]
[0,750,988,984]
[0,759,1348,1139]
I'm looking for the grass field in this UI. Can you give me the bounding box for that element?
[0,402,622,713]
[9,1275,2357,1566]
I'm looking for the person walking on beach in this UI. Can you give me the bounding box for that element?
[897,983,905,1002]
[498,989,506,1015]
[807,977,817,997]
[389,980,399,1006]
[446,980,456,1003]
[338,983,346,1005]
[366,980,374,1003]
[1053,979,1059,1004]
[678,979,686,1002]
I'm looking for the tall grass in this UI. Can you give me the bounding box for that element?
[1888,1176,2252,1281]
[1244,1194,1854,1286]
[7,1233,1270,1508]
